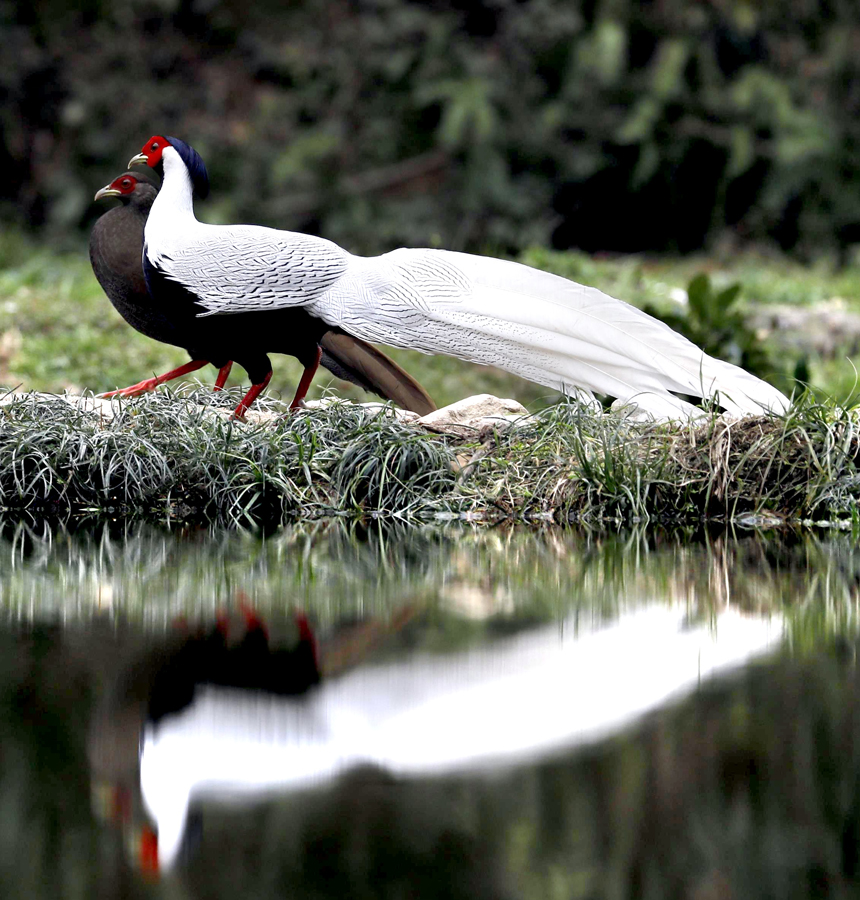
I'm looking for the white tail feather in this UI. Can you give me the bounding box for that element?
[318,249,790,419]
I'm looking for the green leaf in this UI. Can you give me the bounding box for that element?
[727,126,754,179]
[617,97,660,144]
[577,20,627,86]
[418,78,497,149]
[716,284,742,312]
[686,273,711,319]
[651,39,688,100]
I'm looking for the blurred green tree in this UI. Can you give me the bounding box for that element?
[1,0,859,258]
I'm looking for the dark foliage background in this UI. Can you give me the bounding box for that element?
[2,0,859,257]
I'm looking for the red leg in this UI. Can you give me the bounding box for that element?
[294,611,318,670]
[138,825,159,876]
[238,595,269,641]
[232,370,273,419]
[99,359,209,399]
[289,346,323,410]
[213,361,233,392]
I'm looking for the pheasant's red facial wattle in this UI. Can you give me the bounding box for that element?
[110,175,137,196]
[94,173,142,203]
[142,136,168,166]
[130,135,171,169]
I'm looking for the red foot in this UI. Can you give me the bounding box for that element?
[232,370,273,419]
[289,347,322,410]
[238,596,269,641]
[138,825,159,877]
[215,611,231,639]
[99,377,165,399]
[99,359,209,399]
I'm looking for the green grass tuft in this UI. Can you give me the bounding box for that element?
[0,389,858,528]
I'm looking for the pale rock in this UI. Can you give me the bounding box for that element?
[417,394,530,437]
[749,299,860,357]
[441,582,515,619]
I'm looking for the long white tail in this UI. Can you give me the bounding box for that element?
[323,249,790,419]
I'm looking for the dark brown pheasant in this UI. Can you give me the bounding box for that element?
[90,171,436,417]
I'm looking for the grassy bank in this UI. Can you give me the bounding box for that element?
[0,389,858,528]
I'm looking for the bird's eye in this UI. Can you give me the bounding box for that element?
[151,142,159,150]
[121,179,131,187]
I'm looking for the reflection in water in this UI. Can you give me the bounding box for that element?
[0,519,845,624]
[141,604,781,869]
[88,605,324,875]
[0,522,859,896]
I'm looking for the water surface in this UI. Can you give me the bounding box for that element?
[0,522,858,898]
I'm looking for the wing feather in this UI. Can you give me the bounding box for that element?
[145,222,351,313]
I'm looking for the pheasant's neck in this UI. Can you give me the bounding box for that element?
[147,150,198,244]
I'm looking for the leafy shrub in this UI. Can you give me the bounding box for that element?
[2,1,860,257]
[644,273,780,384]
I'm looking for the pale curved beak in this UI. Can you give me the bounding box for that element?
[94,185,122,202]
[128,152,149,168]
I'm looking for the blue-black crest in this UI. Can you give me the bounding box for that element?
[165,136,210,200]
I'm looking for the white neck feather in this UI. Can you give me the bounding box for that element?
[145,146,199,252]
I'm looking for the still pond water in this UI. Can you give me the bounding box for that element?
[1,521,859,898]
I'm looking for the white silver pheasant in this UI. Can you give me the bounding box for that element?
[130,135,790,419]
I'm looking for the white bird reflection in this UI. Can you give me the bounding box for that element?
[141,604,782,869]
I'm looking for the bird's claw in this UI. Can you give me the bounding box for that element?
[98,379,160,399]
